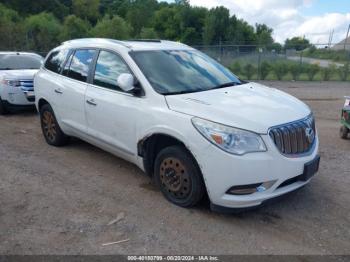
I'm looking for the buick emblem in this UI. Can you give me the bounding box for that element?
[305,127,315,143]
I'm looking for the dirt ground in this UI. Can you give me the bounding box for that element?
[0,81,349,255]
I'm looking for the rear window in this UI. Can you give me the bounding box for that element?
[44,49,70,74]
[0,54,43,70]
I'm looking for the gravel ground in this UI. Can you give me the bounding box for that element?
[0,81,349,255]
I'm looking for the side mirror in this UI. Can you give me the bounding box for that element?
[117,73,135,92]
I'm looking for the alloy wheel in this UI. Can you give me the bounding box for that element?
[42,111,57,142]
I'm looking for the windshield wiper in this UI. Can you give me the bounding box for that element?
[209,81,241,90]
[163,81,242,95]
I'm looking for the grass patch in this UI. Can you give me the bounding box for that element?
[229,58,350,81]
[302,48,350,63]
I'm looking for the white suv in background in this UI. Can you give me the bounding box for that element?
[0,52,43,114]
[34,39,320,212]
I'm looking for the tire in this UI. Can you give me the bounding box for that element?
[154,145,205,207]
[0,97,8,115]
[40,103,69,146]
[340,126,349,139]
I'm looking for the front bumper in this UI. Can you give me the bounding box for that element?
[195,133,319,209]
[2,100,36,111]
[1,85,35,106]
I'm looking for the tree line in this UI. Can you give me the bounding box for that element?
[0,0,284,52]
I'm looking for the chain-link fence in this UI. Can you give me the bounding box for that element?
[195,43,350,81]
[3,42,350,81]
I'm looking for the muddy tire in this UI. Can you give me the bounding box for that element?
[154,145,205,207]
[40,104,69,146]
[340,126,349,139]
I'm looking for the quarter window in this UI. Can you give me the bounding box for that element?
[44,49,69,74]
[93,51,131,91]
[67,49,95,82]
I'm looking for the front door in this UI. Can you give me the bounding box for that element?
[85,50,141,159]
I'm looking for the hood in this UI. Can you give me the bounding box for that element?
[0,69,38,80]
[165,82,311,134]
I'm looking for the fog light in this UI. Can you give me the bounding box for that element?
[226,181,276,195]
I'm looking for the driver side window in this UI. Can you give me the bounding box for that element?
[93,50,131,92]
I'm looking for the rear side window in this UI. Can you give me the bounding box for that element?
[45,49,69,74]
[93,51,131,91]
[66,49,95,82]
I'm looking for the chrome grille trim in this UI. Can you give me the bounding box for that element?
[19,79,34,91]
[268,114,316,157]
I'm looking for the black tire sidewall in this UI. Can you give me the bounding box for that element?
[154,145,205,207]
[340,126,349,139]
[0,97,8,115]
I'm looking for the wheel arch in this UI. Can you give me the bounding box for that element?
[38,98,50,111]
[137,133,200,178]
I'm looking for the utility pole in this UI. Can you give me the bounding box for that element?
[331,30,334,46]
[327,30,331,48]
[328,29,334,48]
[344,24,350,50]
[257,47,262,80]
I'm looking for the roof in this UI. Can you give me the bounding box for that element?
[61,38,192,51]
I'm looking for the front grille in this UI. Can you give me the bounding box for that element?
[269,115,316,156]
[19,79,34,91]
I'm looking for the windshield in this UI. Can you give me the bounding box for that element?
[130,50,241,95]
[0,54,43,70]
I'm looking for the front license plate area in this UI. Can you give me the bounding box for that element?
[301,155,320,181]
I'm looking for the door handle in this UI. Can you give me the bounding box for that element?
[54,88,63,94]
[86,99,97,106]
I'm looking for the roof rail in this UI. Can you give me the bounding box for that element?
[62,38,131,48]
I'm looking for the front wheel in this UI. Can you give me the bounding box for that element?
[40,104,70,146]
[0,97,8,115]
[154,145,206,207]
[340,126,349,139]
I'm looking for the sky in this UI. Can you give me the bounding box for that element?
[163,0,350,44]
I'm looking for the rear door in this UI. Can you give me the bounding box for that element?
[58,49,96,134]
[39,49,70,117]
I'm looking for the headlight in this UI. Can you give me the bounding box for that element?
[1,79,21,87]
[192,117,266,155]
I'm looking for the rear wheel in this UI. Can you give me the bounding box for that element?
[340,126,349,139]
[40,104,69,146]
[0,97,8,115]
[154,145,205,207]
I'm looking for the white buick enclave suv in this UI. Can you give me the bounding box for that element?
[34,39,320,211]
[0,52,43,114]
